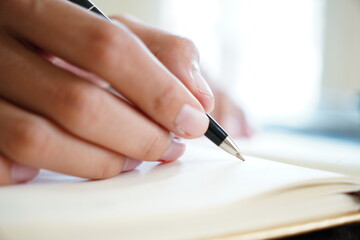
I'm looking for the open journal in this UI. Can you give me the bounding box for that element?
[0,133,359,240]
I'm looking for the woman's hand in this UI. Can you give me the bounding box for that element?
[113,15,252,139]
[0,0,213,185]
[211,88,252,138]
[111,15,215,113]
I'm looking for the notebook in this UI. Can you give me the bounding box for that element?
[0,134,359,240]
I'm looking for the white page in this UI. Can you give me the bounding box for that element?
[237,132,360,177]
[0,140,359,240]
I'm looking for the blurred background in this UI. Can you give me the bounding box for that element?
[92,0,360,142]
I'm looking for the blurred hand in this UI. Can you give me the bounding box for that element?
[210,87,252,138]
[0,0,214,185]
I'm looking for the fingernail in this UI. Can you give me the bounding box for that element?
[11,162,39,183]
[160,138,186,162]
[122,159,142,172]
[192,70,214,99]
[192,70,214,112]
[175,104,209,137]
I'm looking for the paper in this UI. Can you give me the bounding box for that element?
[238,132,360,177]
[0,139,359,240]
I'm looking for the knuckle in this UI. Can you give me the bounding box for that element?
[170,36,199,56]
[92,157,123,179]
[139,133,166,161]
[152,83,179,115]
[5,117,49,162]
[88,24,130,68]
[164,35,200,66]
[57,83,102,129]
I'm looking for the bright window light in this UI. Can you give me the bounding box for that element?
[162,0,323,126]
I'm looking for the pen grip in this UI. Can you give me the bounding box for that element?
[205,114,228,146]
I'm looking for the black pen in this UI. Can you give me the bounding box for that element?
[68,0,245,161]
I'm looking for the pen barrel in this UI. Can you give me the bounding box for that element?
[68,0,93,8]
[205,114,228,146]
[68,0,109,19]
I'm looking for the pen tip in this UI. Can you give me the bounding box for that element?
[235,153,245,161]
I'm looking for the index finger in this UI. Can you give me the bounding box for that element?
[1,0,209,138]
[111,15,215,113]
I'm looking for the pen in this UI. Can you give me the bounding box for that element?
[68,0,245,161]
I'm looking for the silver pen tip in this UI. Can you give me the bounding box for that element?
[235,152,245,161]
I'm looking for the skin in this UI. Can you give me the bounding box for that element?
[0,0,250,185]
[208,84,253,139]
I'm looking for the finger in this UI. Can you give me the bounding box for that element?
[0,98,142,179]
[111,15,215,112]
[0,153,39,186]
[222,101,253,138]
[159,137,186,162]
[235,108,254,138]
[1,0,209,138]
[50,57,189,161]
[214,92,252,138]
[221,112,245,138]
[0,32,183,162]
[215,93,237,134]
[48,56,111,90]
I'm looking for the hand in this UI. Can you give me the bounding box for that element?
[0,0,213,185]
[211,88,253,138]
[113,15,251,139]
[111,15,215,112]
[54,15,245,140]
